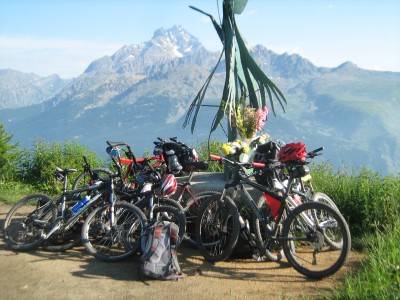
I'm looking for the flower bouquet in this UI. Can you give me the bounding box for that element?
[221,139,250,162]
[230,94,269,140]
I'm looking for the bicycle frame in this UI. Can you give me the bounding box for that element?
[210,155,320,249]
[41,167,117,240]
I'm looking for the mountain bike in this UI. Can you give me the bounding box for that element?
[3,157,147,259]
[104,139,216,246]
[253,144,342,254]
[195,152,351,279]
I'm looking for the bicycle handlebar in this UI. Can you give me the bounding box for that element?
[307,146,324,158]
[209,154,260,169]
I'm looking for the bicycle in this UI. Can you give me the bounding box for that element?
[3,157,147,260]
[105,139,217,246]
[253,144,343,254]
[195,151,351,279]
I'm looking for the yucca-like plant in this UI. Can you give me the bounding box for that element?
[183,0,287,141]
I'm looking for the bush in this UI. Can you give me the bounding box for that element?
[17,138,105,195]
[0,123,20,181]
[311,163,400,237]
[195,138,224,173]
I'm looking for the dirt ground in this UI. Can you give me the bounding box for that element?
[0,204,363,300]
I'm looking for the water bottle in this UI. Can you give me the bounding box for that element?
[71,195,91,214]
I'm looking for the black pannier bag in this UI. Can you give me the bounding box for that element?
[253,141,284,188]
[154,141,198,176]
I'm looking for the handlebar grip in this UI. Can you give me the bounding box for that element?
[209,154,221,161]
[252,162,265,168]
[308,146,324,157]
[313,147,324,153]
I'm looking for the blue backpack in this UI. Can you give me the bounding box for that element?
[139,221,184,281]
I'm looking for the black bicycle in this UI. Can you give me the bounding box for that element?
[3,156,147,260]
[195,151,351,279]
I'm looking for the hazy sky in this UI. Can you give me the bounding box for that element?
[1,0,399,78]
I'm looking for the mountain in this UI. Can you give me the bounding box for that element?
[1,25,399,176]
[0,69,69,109]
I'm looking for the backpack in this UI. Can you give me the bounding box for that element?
[139,221,184,281]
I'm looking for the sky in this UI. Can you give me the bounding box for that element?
[1,0,399,78]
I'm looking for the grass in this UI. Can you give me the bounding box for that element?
[330,220,400,299]
[0,181,38,204]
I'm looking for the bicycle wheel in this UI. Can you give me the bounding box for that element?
[253,195,285,262]
[281,202,351,279]
[183,190,221,248]
[195,194,240,263]
[3,194,56,251]
[72,168,113,190]
[151,205,186,244]
[312,192,343,250]
[82,201,147,262]
[312,192,340,211]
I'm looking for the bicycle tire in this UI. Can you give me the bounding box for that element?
[312,192,340,211]
[253,195,285,262]
[311,192,343,250]
[151,205,186,244]
[3,194,56,251]
[281,201,351,279]
[195,194,240,263]
[183,190,222,248]
[72,168,113,190]
[81,201,147,262]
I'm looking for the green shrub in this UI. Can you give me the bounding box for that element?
[310,163,400,238]
[195,138,224,173]
[17,138,105,195]
[0,123,20,181]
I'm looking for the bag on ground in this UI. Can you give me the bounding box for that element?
[139,221,184,280]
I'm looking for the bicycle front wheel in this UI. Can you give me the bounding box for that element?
[281,202,351,279]
[195,194,240,263]
[3,194,56,251]
[82,201,147,262]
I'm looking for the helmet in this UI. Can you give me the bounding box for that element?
[160,174,177,197]
[277,142,307,163]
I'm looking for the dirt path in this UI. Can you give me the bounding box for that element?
[0,204,363,300]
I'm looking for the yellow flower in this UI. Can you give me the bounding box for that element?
[242,144,250,153]
[221,140,249,156]
[221,143,232,155]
